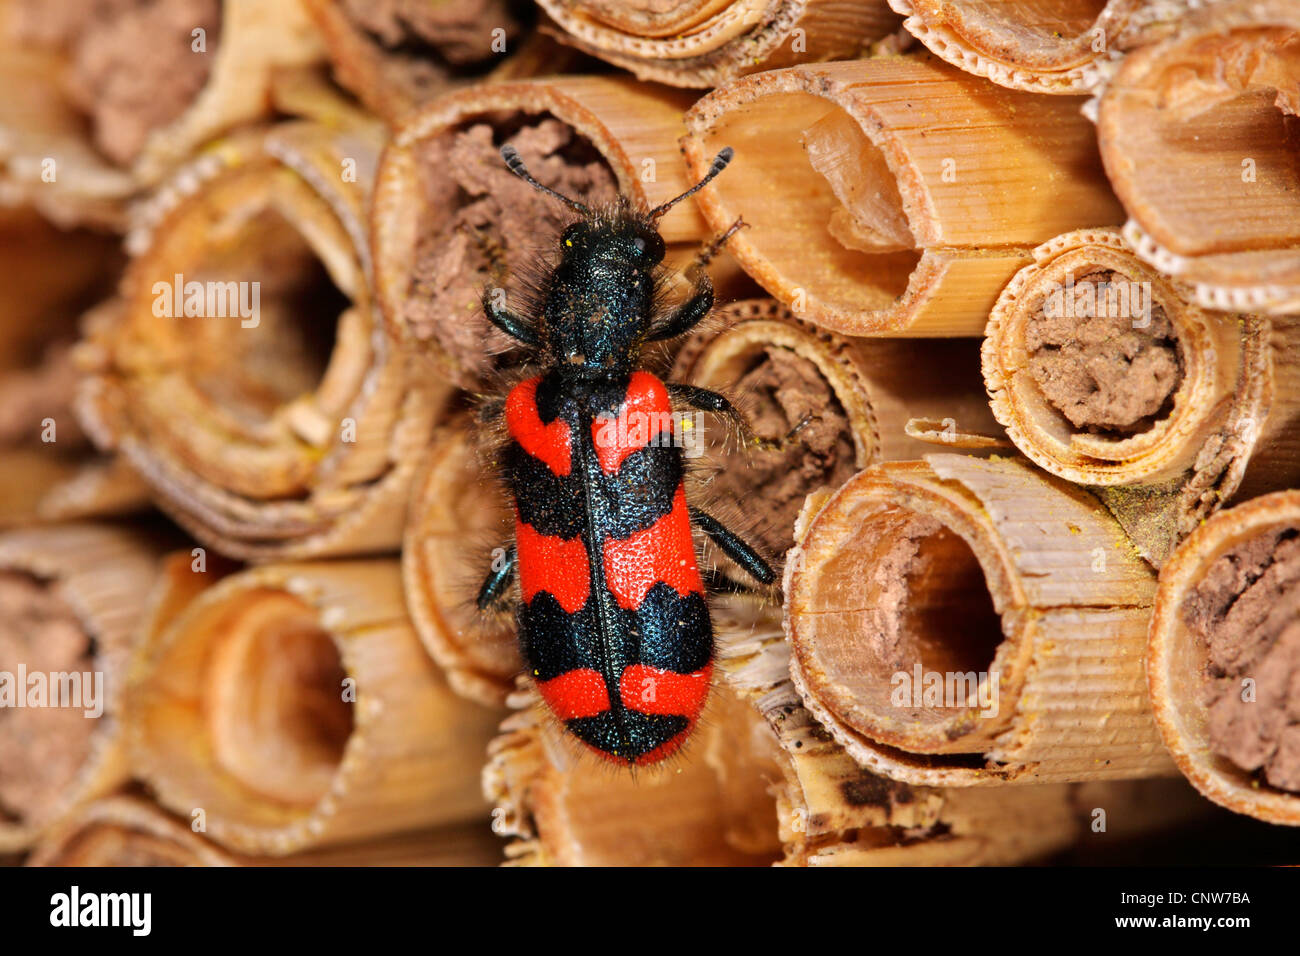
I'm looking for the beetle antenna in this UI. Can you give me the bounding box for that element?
[648,146,733,220]
[500,144,592,216]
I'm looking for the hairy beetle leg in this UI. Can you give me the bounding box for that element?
[690,507,774,586]
[475,544,518,611]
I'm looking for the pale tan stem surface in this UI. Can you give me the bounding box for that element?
[27,795,501,865]
[1148,490,1300,825]
[0,523,163,852]
[78,121,450,560]
[786,454,1177,785]
[682,57,1124,336]
[1096,0,1300,313]
[128,557,503,855]
[537,0,904,87]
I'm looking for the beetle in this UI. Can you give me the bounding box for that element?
[474,143,779,766]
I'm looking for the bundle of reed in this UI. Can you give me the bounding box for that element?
[372,76,715,388]
[785,453,1177,786]
[671,298,1004,564]
[0,207,151,525]
[535,0,905,88]
[0,523,164,852]
[885,0,1188,94]
[77,118,451,561]
[1095,0,1300,314]
[681,56,1125,337]
[127,555,503,855]
[27,795,501,866]
[983,228,1300,566]
[0,0,325,227]
[302,0,544,125]
[1148,490,1300,825]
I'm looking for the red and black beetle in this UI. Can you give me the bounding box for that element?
[474,144,776,766]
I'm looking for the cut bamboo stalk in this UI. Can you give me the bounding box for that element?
[785,453,1177,786]
[1095,0,1300,314]
[983,228,1300,565]
[77,120,451,560]
[671,297,1002,563]
[0,0,325,225]
[302,0,546,125]
[681,56,1124,336]
[26,795,502,866]
[717,607,1086,865]
[886,0,1188,94]
[372,76,705,387]
[1149,490,1300,825]
[0,523,164,852]
[0,208,144,525]
[127,556,503,855]
[484,680,786,866]
[403,418,519,707]
[536,0,904,88]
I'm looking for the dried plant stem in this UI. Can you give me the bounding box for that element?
[1096,0,1300,314]
[27,795,502,866]
[0,523,163,852]
[127,556,503,855]
[682,57,1123,336]
[1148,490,1300,825]
[785,454,1177,785]
[983,228,1300,565]
[537,0,904,87]
[77,120,450,560]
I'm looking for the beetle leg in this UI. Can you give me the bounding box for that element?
[482,290,542,347]
[690,508,775,586]
[475,544,518,611]
[667,382,814,451]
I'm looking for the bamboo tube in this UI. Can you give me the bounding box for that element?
[0,0,325,223]
[27,795,502,866]
[403,419,519,707]
[983,228,1300,565]
[785,454,1177,786]
[536,0,905,88]
[681,56,1125,336]
[77,119,451,560]
[127,556,503,855]
[484,680,787,866]
[886,0,1188,94]
[302,0,543,125]
[1095,0,1300,314]
[1148,491,1300,825]
[0,523,163,852]
[717,608,1087,865]
[0,208,147,525]
[372,76,707,387]
[671,298,1003,563]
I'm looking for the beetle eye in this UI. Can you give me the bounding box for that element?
[638,231,665,262]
